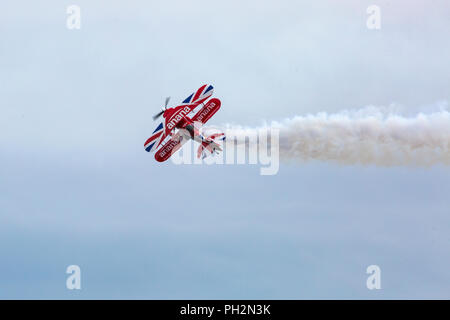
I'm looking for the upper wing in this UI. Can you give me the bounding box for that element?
[181,84,214,110]
[154,133,188,162]
[191,98,221,124]
[144,122,164,152]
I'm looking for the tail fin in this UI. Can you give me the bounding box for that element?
[197,133,225,159]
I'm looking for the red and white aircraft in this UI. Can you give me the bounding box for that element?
[144,84,225,162]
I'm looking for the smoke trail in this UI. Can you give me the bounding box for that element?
[225,105,450,166]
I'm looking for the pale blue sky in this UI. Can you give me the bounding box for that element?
[0,0,449,299]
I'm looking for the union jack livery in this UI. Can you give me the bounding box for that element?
[144,84,225,162]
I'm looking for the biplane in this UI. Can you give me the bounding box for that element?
[144,84,225,162]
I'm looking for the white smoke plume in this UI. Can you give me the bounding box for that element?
[225,104,450,166]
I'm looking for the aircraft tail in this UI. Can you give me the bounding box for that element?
[197,133,225,159]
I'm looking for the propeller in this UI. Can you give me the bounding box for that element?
[152,96,170,121]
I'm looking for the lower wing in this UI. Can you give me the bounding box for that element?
[191,98,221,124]
[154,133,188,162]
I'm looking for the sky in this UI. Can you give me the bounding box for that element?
[0,0,449,299]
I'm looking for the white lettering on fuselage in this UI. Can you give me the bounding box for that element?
[167,107,191,130]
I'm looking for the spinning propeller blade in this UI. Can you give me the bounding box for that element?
[152,96,171,121]
[152,110,164,121]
